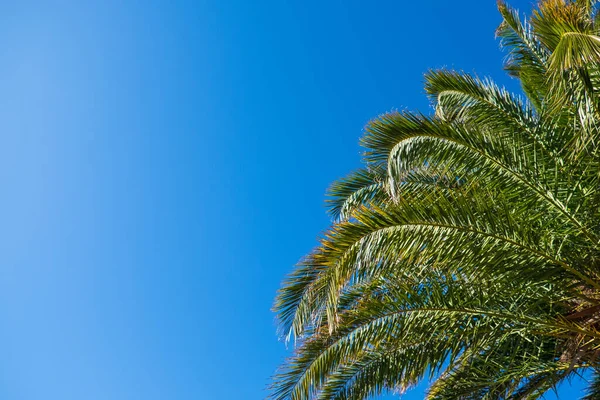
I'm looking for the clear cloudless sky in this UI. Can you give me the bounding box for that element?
[0,0,590,399]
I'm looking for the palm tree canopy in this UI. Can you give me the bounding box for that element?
[271,1,600,399]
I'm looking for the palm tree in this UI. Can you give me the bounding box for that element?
[270,0,600,399]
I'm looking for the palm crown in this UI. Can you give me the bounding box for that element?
[271,1,600,399]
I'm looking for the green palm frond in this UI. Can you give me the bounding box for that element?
[531,0,594,52]
[497,1,550,108]
[271,1,600,399]
[326,166,388,222]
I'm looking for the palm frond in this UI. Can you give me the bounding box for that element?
[271,1,600,399]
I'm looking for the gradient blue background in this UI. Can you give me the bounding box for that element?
[0,0,588,398]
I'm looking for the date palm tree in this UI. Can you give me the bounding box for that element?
[271,1,600,399]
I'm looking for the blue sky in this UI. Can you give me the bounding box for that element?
[0,0,589,399]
